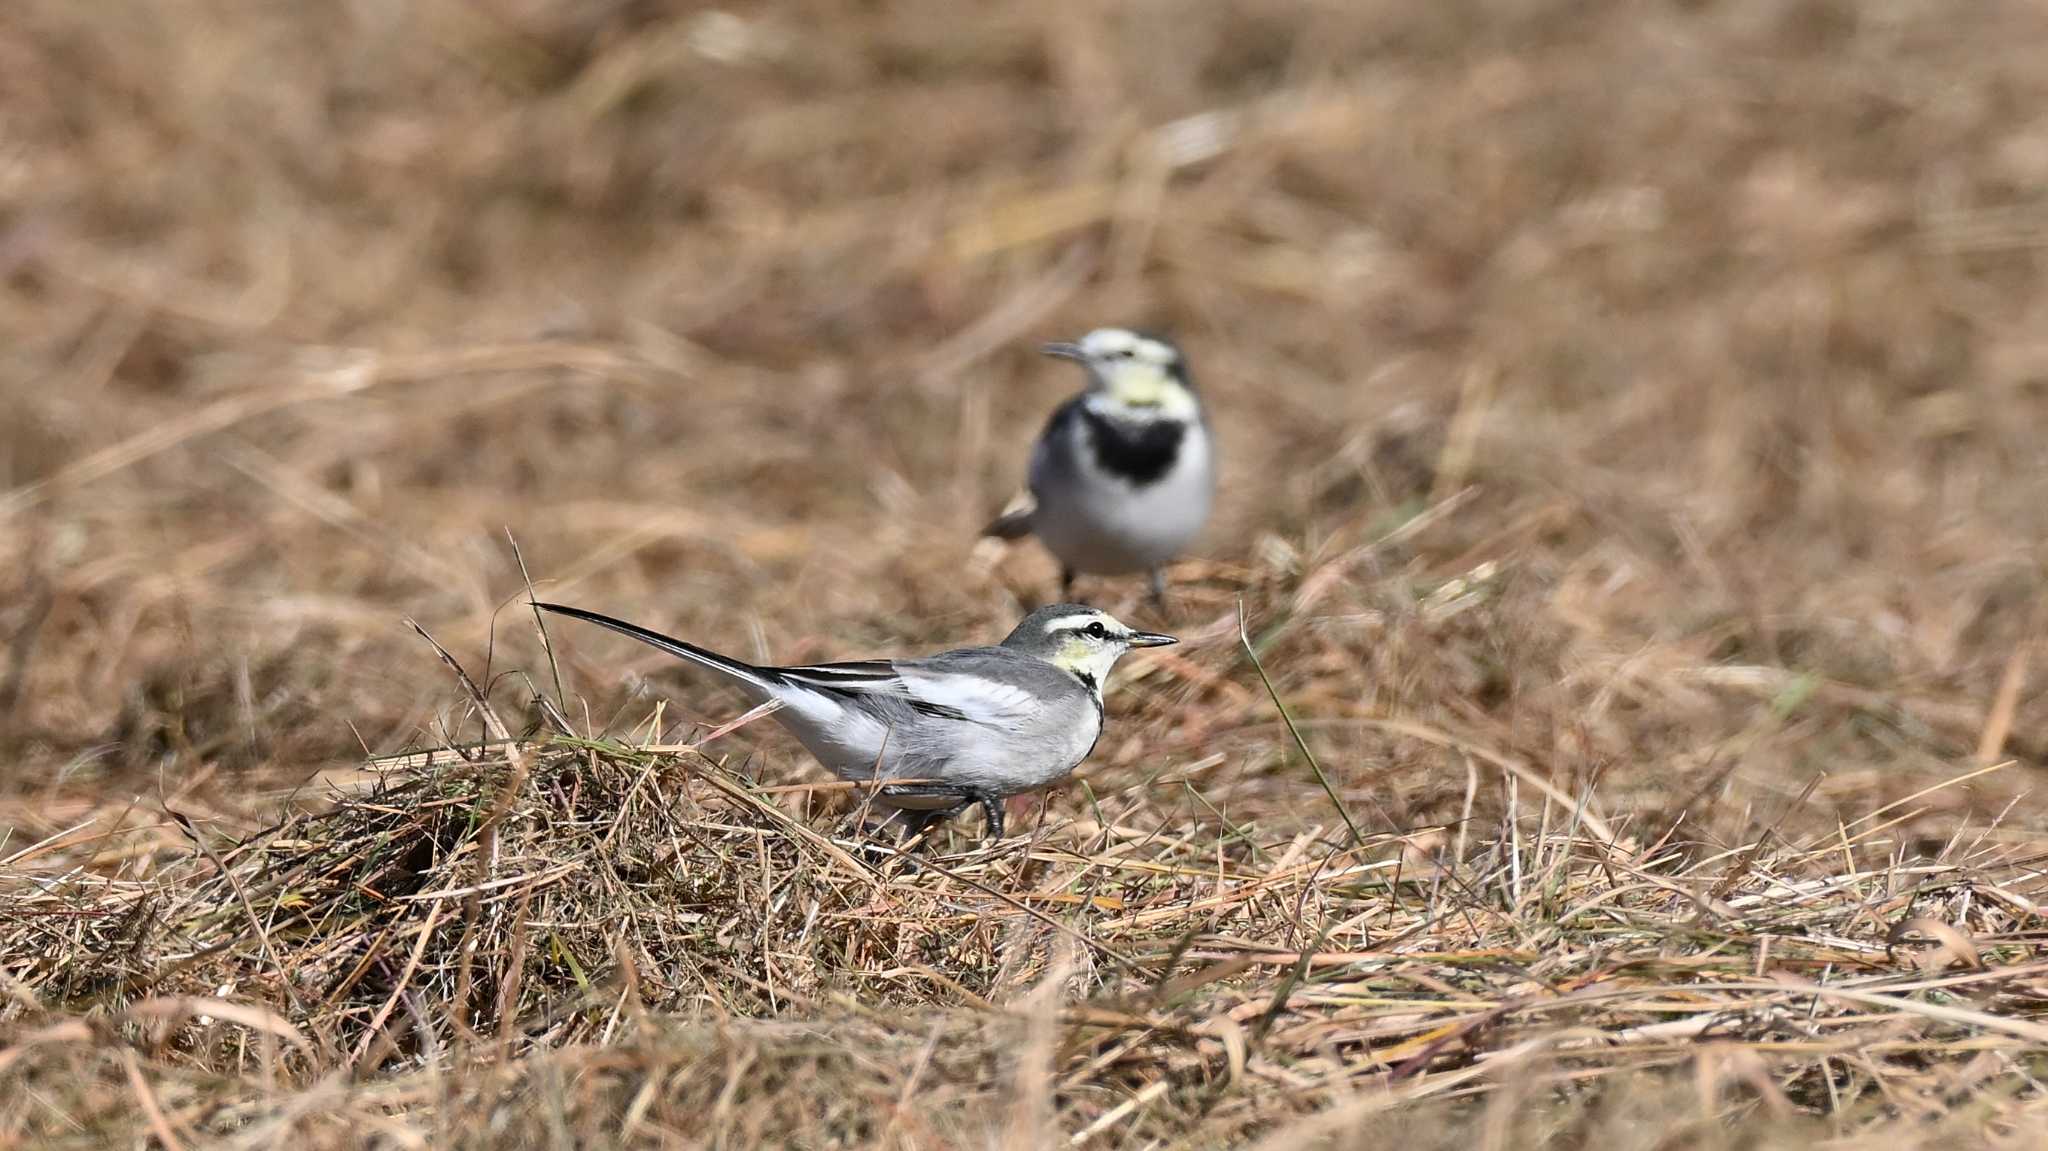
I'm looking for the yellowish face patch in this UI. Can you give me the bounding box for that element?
[1053,636,1095,670]
[1052,635,1120,686]
[1098,361,1198,419]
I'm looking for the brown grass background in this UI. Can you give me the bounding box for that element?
[5,0,2048,1146]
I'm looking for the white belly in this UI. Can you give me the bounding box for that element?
[1035,424,1212,575]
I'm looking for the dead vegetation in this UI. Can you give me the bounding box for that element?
[8,727,2048,1147]
[5,0,2048,1145]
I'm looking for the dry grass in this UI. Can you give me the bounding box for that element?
[8,730,2048,1146]
[6,0,2048,1145]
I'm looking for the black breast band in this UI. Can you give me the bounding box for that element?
[1080,408,1186,485]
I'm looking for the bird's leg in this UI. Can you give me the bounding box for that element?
[880,782,969,806]
[900,802,974,847]
[885,785,1005,842]
[890,808,937,838]
[878,784,975,848]
[1147,567,1168,610]
[1060,568,1077,602]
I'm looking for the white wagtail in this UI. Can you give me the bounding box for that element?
[984,328,1214,604]
[536,601,1175,839]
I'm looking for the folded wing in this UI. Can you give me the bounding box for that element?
[776,655,1038,728]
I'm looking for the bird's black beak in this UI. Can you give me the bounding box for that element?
[1127,630,1178,648]
[1040,341,1088,362]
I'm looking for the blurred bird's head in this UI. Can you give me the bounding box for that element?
[1042,328,1199,421]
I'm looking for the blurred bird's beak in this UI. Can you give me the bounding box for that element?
[1040,341,1088,361]
[1128,631,1178,648]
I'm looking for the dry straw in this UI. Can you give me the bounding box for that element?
[6,696,2048,1144]
[7,0,2048,1145]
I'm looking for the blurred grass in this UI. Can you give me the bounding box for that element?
[4,0,2048,1144]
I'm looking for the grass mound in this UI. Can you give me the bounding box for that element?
[8,720,2048,1146]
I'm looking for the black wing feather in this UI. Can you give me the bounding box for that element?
[776,661,972,721]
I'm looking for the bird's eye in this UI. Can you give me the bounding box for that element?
[1085,621,1109,639]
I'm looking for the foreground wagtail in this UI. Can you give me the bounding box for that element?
[985,328,1214,604]
[536,601,1175,840]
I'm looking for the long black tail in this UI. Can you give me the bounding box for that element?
[532,602,777,695]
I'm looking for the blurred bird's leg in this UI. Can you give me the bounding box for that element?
[1147,567,1168,610]
[1060,568,1077,601]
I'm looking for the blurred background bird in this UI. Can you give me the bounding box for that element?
[984,329,1214,607]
